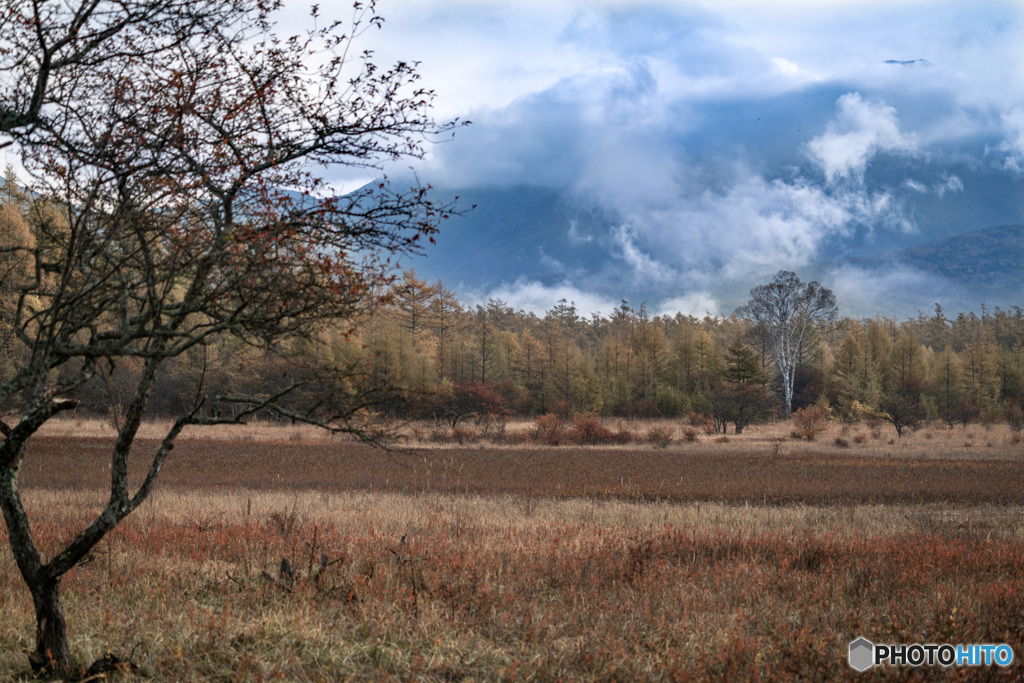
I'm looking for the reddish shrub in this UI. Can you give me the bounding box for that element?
[567,413,616,445]
[791,405,830,441]
[533,413,565,445]
[476,414,508,442]
[687,411,717,436]
[426,382,511,428]
[612,422,636,444]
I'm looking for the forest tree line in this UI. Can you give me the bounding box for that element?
[357,271,1024,432]
[2,177,1023,431]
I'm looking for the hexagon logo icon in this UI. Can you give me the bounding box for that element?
[849,637,875,672]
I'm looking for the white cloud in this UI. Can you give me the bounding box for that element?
[611,224,677,284]
[350,1,591,120]
[770,57,801,76]
[322,0,1024,315]
[904,175,964,198]
[826,263,954,318]
[999,108,1024,173]
[935,174,964,197]
[480,278,619,317]
[806,93,919,183]
[768,56,820,83]
[538,247,565,272]
[617,166,905,284]
[567,220,593,245]
[658,291,722,318]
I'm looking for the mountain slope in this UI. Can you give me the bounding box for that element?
[401,185,616,291]
[893,224,1023,291]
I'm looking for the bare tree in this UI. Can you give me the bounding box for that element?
[737,271,837,417]
[0,1,458,676]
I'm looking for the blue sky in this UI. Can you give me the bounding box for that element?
[314,0,1024,316]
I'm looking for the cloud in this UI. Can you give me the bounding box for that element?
[883,59,932,67]
[478,278,619,317]
[999,108,1024,173]
[658,291,722,318]
[611,224,677,285]
[935,174,964,197]
[423,88,587,188]
[567,220,593,245]
[424,60,676,189]
[770,57,801,76]
[538,247,565,272]
[806,93,919,183]
[905,174,963,197]
[769,56,819,83]
[352,0,1024,315]
[826,263,955,318]
[606,163,907,285]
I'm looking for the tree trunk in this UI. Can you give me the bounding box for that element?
[29,580,72,677]
[783,378,794,419]
[0,465,71,677]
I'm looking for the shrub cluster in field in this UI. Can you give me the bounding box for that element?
[791,405,831,441]
[3,492,1023,681]
[417,412,681,447]
[409,400,1024,449]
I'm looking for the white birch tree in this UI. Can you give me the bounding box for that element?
[737,271,837,417]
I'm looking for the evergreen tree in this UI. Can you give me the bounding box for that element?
[724,341,767,385]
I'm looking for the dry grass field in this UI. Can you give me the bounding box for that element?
[1,418,1023,680]
[21,417,1024,505]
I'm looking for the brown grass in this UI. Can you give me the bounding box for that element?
[21,429,1024,505]
[1,421,1022,680]
[2,490,1023,681]
[41,415,1024,456]
[38,416,339,444]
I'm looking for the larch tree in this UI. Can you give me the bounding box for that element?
[832,330,866,416]
[429,280,461,381]
[472,304,503,383]
[932,345,963,421]
[0,0,458,676]
[630,303,666,404]
[876,330,928,435]
[391,270,436,336]
[518,328,545,412]
[737,271,837,417]
[692,329,721,391]
[667,319,698,394]
[887,330,928,395]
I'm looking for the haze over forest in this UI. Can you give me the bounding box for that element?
[310,0,1024,319]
